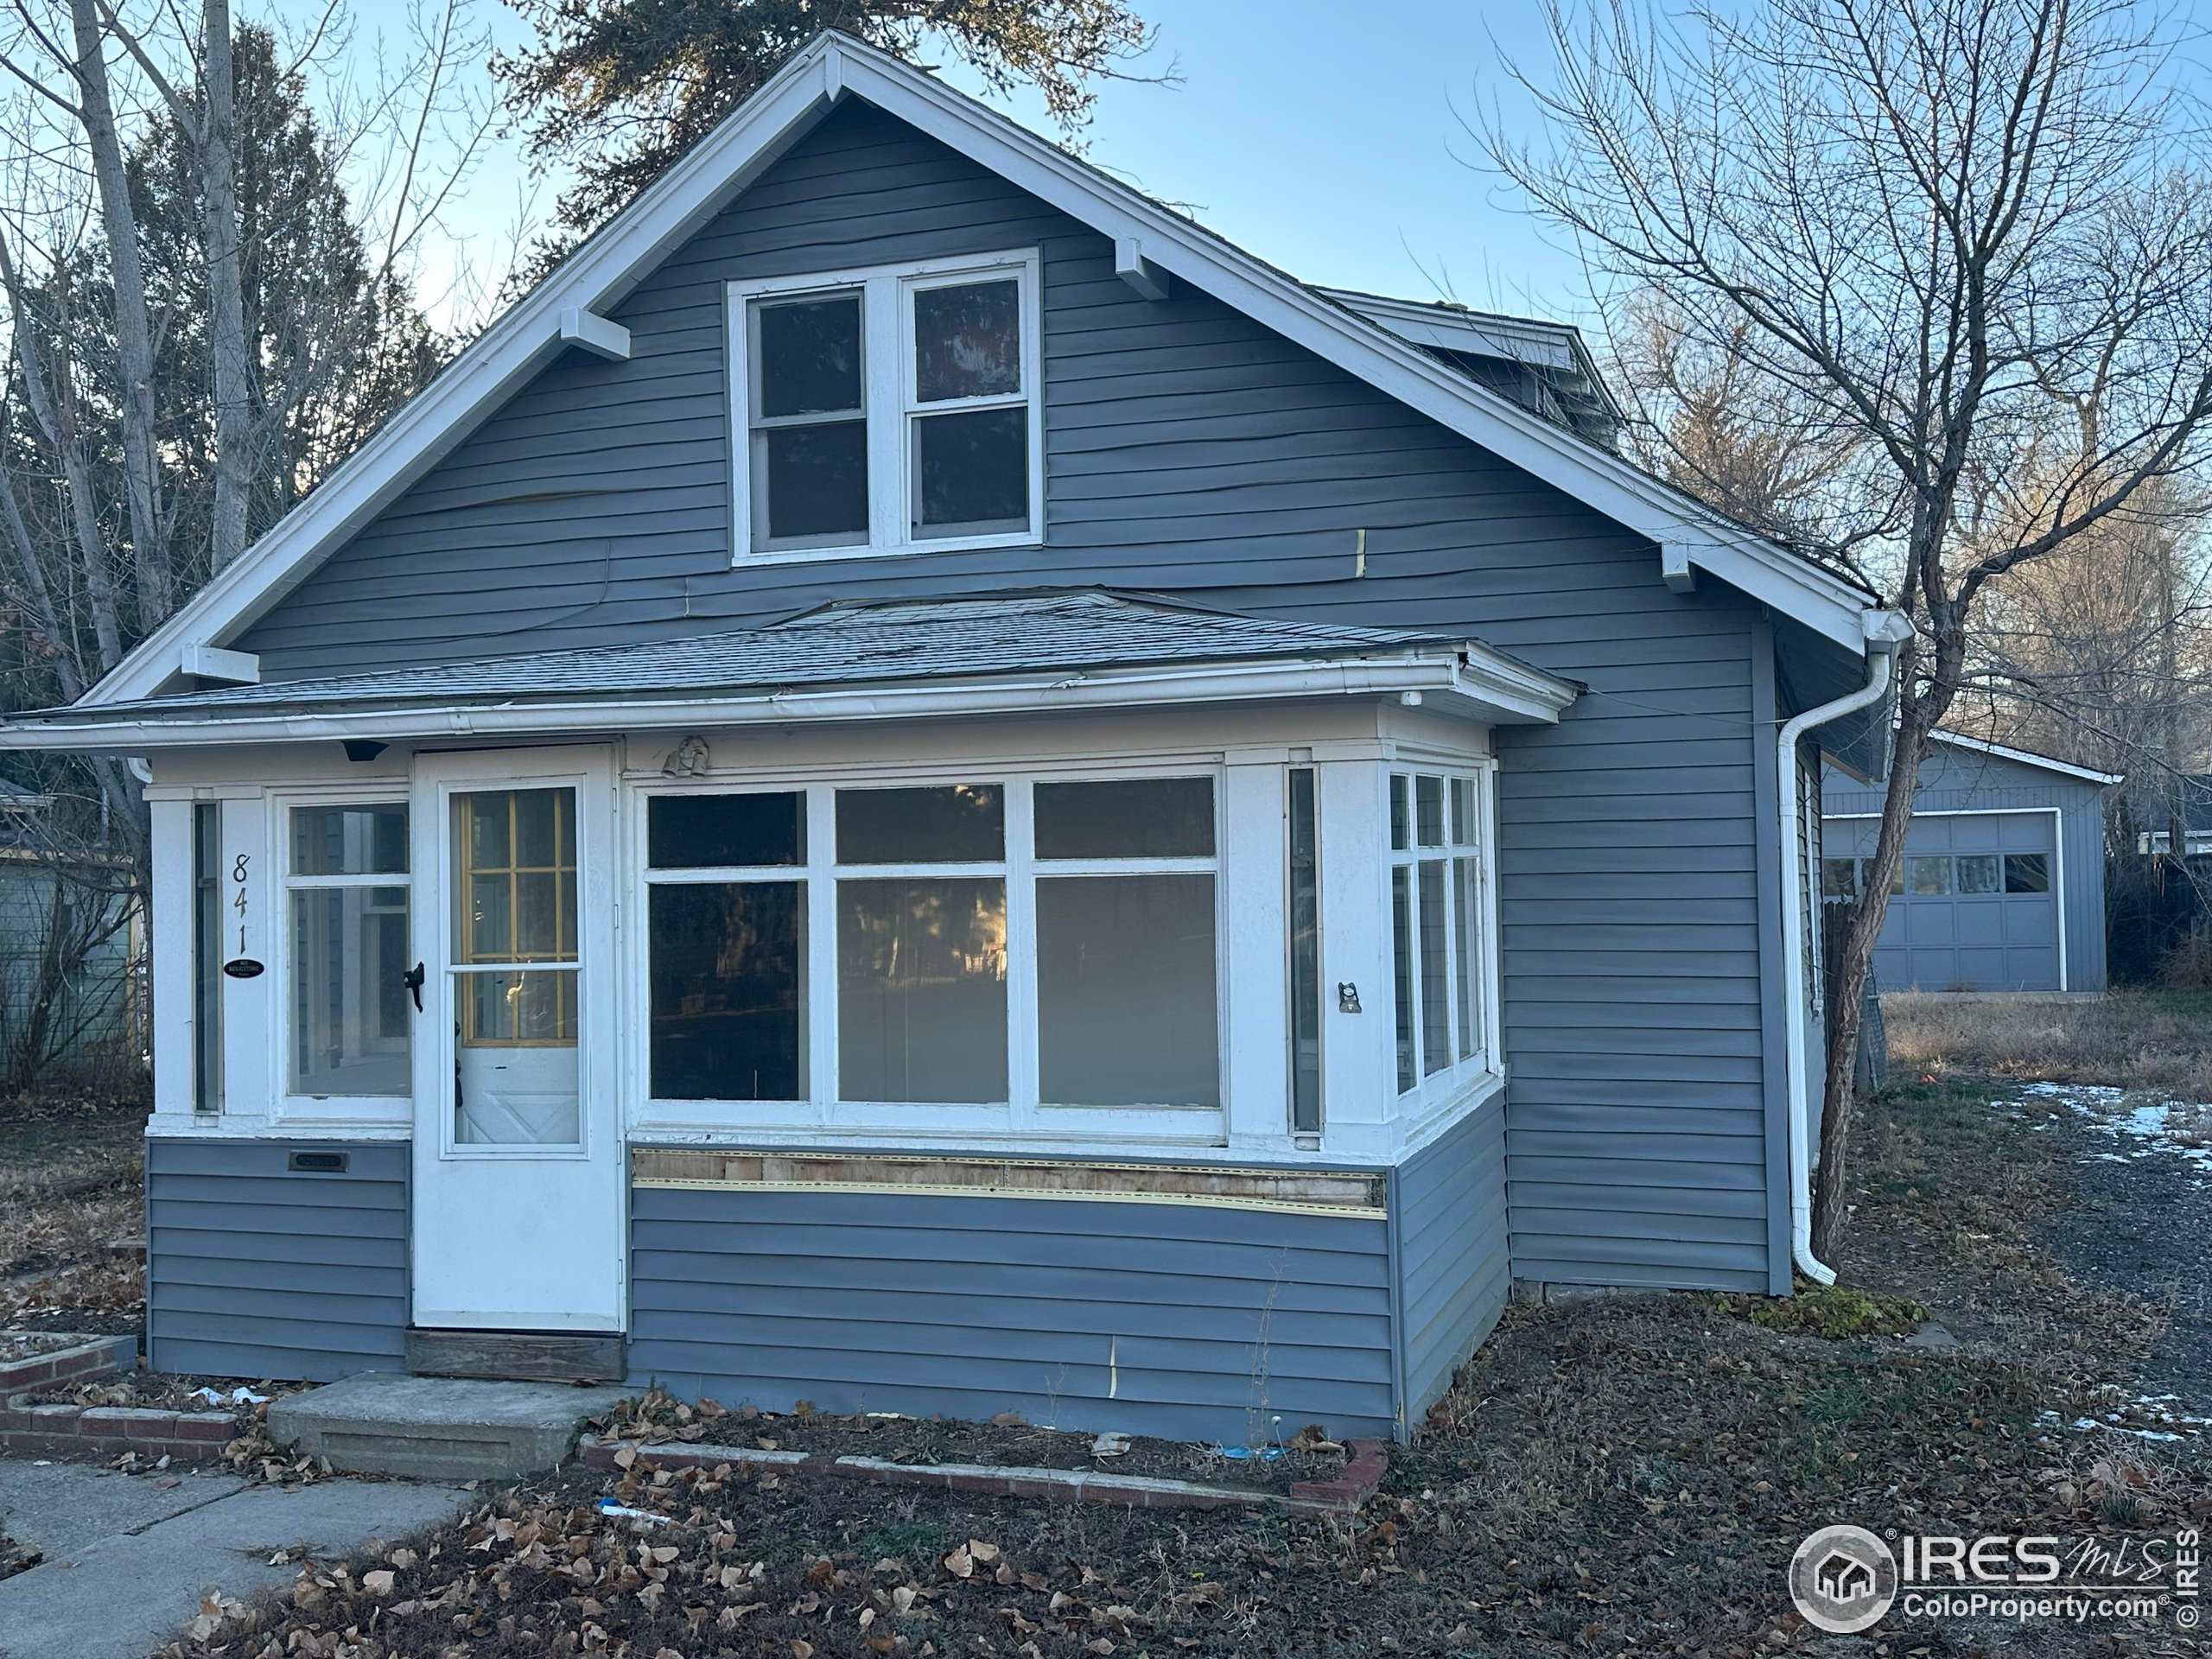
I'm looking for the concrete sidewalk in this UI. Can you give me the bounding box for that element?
[0,1459,472,1659]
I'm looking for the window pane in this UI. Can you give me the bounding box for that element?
[1453,855,1480,1063]
[1821,858,1859,898]
[1415,776,1446,848]
[290,887,410,1096]
[836,785,1003,864]
[837,877,1007,1103]
[454,789,575,964]
[1863,857,1903,896]
[1392,867,1415,1092]
[1038,875,1218,1109]
[756,293,861,416]
[1956,854,2001,894]
[1450,778,1478,847]
[650,882,804,1101]
[1419,861,1451,1076]
[912,407,1027,534]
[913,278,1020,402]
[763,421,868,542]
[455,969,579,1145]
[1287,769,1321,1134]
[292,804,407,875]
[1033,778,1215,859]
[2005,853,2050,893]
[1389,775,1409,851]
[649,793,804,869]
[1908,855,1953,896]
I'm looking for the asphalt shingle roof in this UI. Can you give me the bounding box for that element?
[83,591,1497,719]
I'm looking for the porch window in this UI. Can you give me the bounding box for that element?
[1389,768,1490,1096]
[834,785,1009,1105]
[285,804,410,1096]
[645,791,806,1102]
[729,252,1042,561]
[644,774,1220,1120]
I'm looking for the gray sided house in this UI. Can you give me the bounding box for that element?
[1821,734,2115,994]
[3,34,1904,1442]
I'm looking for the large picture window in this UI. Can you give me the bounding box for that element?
[285,803,410,1097]
[1389,768,1490,1096]
[642,774,1220,1121]
[730,252,1042,562]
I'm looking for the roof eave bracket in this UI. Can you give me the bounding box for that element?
[1661,543,1697,594]
[1115,237,1171,302]
[559,307,632,361]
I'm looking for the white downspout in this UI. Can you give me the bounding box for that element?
[1779,612,1910,1287]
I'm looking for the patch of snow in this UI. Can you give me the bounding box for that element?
[2011,1083,2212,1184]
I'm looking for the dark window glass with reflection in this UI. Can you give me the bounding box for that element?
[2005,853,2050,893]
[648,793,804,869]
[836,785,1003,864]
[1033,778,1214,860]
[649,882,804,1101]
[837,876,1007,1103]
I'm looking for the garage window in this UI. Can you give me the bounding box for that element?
[1821,858,1858,897]
[1956,854,2001,894]
[2005,853,2050,893]
[1908,856,1953,895]
[1857,858,1902,895]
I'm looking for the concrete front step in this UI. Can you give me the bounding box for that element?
[268,1373,632,1481]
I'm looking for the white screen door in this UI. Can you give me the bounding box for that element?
[410,749,623,1331]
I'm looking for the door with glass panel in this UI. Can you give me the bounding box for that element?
[410,751,621,1332]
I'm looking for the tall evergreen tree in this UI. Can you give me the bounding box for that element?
[495,0,1150,272]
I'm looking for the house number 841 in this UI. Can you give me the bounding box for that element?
[232,853,249,952]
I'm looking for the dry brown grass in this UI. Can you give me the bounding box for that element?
[1884,989,2212,1098]
[0,1103,144,1324]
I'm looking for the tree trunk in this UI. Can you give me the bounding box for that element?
[68,0,173,626]
[200,0,253,571]
[1810,701,1935,1259]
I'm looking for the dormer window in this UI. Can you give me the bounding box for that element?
[728,251,1043,563]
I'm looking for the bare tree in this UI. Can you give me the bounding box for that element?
[1487,0,2212,1261]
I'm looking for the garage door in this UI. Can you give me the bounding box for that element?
[1821,811,2060,991]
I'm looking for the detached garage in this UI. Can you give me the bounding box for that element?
[1821,733,2117,993]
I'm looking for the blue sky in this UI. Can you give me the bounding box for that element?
[423,1,1592,329]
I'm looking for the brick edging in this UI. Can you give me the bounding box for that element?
[580,1433,1388,1516]
[0,1394,236,1463]
[0,1333,137,1395]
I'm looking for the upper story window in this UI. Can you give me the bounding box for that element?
[728,251,1043,563]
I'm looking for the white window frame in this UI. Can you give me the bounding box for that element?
[1384,760,1500,1116]
[726,250,1046,565]
[629,763,1224,1145]
[270,785,413,1129]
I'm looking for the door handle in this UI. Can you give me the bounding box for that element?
[404,962,425,1013]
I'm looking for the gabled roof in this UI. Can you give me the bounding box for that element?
[9,591,1578,749]
[1930,731,2123,787]
[80,30,1889,709]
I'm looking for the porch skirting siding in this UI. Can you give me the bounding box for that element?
[145,1138,409,1381]
[626,1180,1400,1444]
[1394,1105,1509,1424]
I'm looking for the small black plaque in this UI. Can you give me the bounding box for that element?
[288,1150,348,1173]
[222,957,264,979]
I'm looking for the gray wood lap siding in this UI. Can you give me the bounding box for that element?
[626,1185,1397,1444]
[1394,1104,1509,1421]
[145,1139,409,1380]
[238,98,1785,1293]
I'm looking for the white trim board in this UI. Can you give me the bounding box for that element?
[75,32,1888,709]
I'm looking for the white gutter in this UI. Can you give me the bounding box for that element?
[1779,610,1910,1287]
